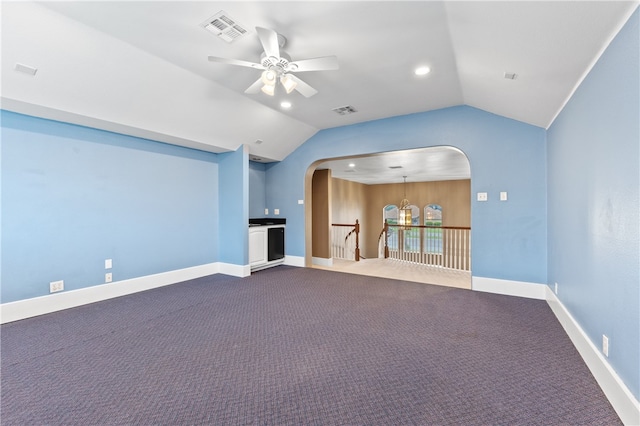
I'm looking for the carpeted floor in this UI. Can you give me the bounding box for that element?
[1,266,621,425]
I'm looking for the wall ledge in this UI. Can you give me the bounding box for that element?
[546,287,640,425]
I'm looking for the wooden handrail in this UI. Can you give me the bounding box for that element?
[330,219,360,261]
[387,224,471,230]
[377,219,389,258]
[380,222,471,271]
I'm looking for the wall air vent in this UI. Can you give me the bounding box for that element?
[15,63,38,76]
[201,11,248,43]
[332,105,358,115]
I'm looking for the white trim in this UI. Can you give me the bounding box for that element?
[471,276,547,300]
[219,262,251,278]
[312,257,333,267]
[546,287,640,425]
[1,263,220,324]
[284,255,305,267]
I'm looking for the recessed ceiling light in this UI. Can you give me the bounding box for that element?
[414,66,431,76]
[348,163,356,167]
[280,101,292,109]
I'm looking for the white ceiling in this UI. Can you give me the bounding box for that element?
[1,1,637,164]
[317,146,471,185]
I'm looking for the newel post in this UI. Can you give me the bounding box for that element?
[354,219,360,261]
[384,219,389,258]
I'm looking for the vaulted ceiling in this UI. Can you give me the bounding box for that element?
[2,1,637,163]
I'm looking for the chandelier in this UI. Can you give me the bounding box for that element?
[398,176,412,227]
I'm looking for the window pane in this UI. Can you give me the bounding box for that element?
[424,204,442,253]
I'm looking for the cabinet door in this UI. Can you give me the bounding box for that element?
[249,228,267,265]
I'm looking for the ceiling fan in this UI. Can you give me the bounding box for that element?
[208,27,338,98]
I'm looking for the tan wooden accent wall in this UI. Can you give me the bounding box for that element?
[328,179,471,259]
[330,177,368,255]
[311,169,331,258]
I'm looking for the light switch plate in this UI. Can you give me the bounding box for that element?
[477,192,488,201]
[274,209,280,215]
[500,191,508,201]
[264,208,269,215]
[105,259,112,269]
[298,199,304,205]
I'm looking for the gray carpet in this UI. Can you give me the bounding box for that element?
[1,266,621,425]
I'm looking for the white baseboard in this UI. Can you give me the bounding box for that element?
[284,255,305,267]
[546,287,640,425]
[312,257,333,267]
[219,262,251,278]
[472,276,547,300]
[0,262,245,324]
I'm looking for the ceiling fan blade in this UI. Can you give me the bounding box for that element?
[290,56,339,72]
[208,56,264,69]
[255,27,280,59]
[244,77,264,94]
[288,74,318,98]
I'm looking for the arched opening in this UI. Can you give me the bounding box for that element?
[304,146,472,289]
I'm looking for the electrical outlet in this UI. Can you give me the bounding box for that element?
[477,192,488,202]
[274,209,280,215]
[105,273,113,283]
[50,280,64,293]
[555,282,558,295]
[602,335,609,357]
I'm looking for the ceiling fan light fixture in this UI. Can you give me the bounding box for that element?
[280,74,297,94]
[261,69,277,86]
[261,84,275,96]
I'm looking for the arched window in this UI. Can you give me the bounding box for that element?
[404,205,421,252]
[424,204,442,253]
[383,205,398,250]
[424,204,442,226]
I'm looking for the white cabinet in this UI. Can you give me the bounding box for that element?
[249,227,268,268]
[249,224,286,271]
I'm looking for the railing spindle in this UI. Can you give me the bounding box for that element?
[379,224,470,271]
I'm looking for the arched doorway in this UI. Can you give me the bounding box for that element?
[304,146,472,289]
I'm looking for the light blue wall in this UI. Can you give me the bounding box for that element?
[266,106,547,284]
[249,160,267,218]
[218,145,249,266]
[547,9,639,399]
[1,111,219,303]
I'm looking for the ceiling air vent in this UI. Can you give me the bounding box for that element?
[388,166,403,169]
[332,105,358,116]
[202,11,248,43]
[504,72,518,80]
